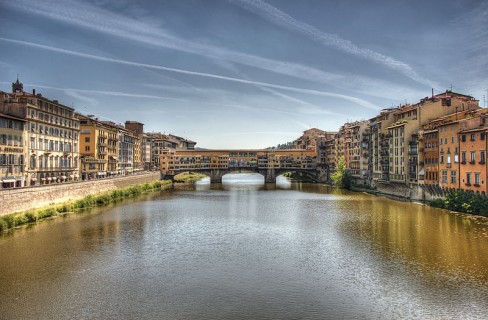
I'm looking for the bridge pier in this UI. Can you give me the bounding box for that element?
[265,168,276,183]
[210,169,223,183]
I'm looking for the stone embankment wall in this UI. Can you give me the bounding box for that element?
[372,181,442,202]
[0,172,161,216]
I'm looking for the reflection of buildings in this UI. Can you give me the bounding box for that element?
[1,79,80,187]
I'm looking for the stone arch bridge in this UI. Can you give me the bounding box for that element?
[159,149,318,183]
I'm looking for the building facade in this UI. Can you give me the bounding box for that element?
[1,79,80,186]
[77,114,119,180]
[0,113,26,188]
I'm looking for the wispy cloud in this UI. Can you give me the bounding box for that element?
[0,81,187,102]
[229,0,438,88]
[0,0,419,103]
[1,0,342,85]
[0,37,380,111]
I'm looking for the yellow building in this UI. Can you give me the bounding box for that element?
[77,114,119,180]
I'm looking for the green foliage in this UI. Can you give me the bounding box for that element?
[56,205,71,213]
[2,215,15,229]
[24,211,38,222]
[440,189,488,216]
[0,218,8,231]
[37,208,56,219]
[430,198,445,208]
[174,172,207,183]
[331,156,352,189]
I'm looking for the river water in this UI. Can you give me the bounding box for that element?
[1,174,488,319]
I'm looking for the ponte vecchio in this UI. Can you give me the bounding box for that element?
[159,149,318,183]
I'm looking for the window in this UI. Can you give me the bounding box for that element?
[30,155,36,169]
[440,154,444,164]
[471,151,476,163]
[85,137,90,143]
[442,170,447,184]
[461,135,466,142]
[466,172,472,185]
[475,173,481,186]
[85,146,90,151]
[470,134,475,141]
[461,152,466,163]
[450,170,456,184]
[30,137,36,149]
[481,151,486,164]
[481,133,486,140]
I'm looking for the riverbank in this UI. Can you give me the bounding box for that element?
[350,184,488,217]
[0,172,161,215]
[0,180,172,232]
[174,172,208,183]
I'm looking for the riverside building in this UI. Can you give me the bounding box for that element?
[0,79,80,186]
[0,113,26,188]
[77,114,119,180]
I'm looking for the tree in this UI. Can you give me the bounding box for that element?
[331,156,352,189]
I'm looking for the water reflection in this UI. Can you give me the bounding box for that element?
[1,180,488,319]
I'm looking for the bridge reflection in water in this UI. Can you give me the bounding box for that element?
[160,149,318,183]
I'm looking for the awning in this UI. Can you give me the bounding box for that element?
[47,177,52,181]
[97,172,106,176]
[418,167,425,175]
[1,179,16,183]
[40,178,46,181]
[61,176,67,180]
[69,175,74,179]
[74,174,79,178]
[30,178,37,182]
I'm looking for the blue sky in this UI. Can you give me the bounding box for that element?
[0,0,486,148]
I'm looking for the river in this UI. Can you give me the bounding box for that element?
[1,174,488,319]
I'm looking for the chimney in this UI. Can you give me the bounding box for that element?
[32,89,36,95]
[431,88,434,98]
